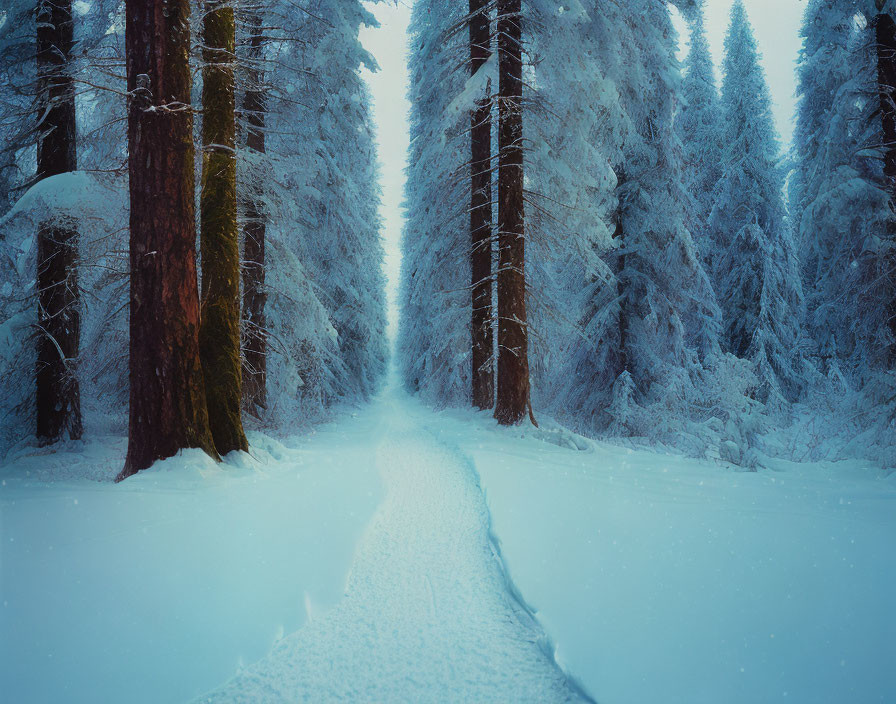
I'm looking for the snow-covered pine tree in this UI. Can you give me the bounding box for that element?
[34,0,83,443]
[709,0,803,407]
[793,0,880,378]
[241,0,388,425]
[677,0,723,284]
[399,0,472,407]
[469,0,495,411]
[602,0,720,441]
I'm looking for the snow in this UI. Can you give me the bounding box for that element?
[423,409,896,704]
[0,414,384,703]
[199,381,587,702]
[3,377,893,703]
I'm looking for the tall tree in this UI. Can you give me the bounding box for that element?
[120,0,218,479]
[199,0,248,454]
[494,0,530,425]
[873,0,896,366]
[469,0,494,410]
[793,0,869,373]
[677,1,722,276]
[710,0,802,404]
[240,6,268,415]
[35,0,82,442]
[400,0,472,407]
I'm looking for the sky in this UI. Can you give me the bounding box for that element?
[359,0,806,334]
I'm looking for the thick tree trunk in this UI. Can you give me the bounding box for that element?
[199,0,248,454]
[120,0,218,479]
[875,9,896,366]
[240,8,268,415]
[469,0,494,410]
[494,0,529,425]
[35,0,82,443]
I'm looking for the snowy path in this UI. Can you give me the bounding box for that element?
[199,385,589,703]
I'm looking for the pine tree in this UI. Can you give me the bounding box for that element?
[35,0,82,443]
[400,0,472,407]
[494,0,530,425]
[239,5,268,415]
[469,0,494,410]
[120,0,218,479]
[677,1,722,278]
[199,0,248,455]
[871,0,896,366]
[710,0,803,404]
[793,0,870,374]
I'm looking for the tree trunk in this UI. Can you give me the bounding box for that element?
[494,0,529,425]
[469,0,494,410]
[240,8,268,415]
[35,0,82,443]
[120,0,218,479]
[875,8,896,366]
[199,0,248,454]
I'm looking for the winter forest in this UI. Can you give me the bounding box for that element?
[0,0,894,701]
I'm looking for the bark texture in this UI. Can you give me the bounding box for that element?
[120,0,218,479]
[35,0,82,442]
[469,0,494,410]
[200,0,248,454]
[240,8,268,415]
[875,9,896,366]
[494,0,530,425]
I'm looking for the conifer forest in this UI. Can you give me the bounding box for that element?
[1,1,894,702]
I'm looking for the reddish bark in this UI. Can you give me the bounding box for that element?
[469,0,495,410]
[119,0,218,479]
[494,0,530,425]
[35,0,82,442]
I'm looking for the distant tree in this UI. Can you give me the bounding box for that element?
[199,0,248,455]
[35,0,82,443]
[710,0,803,405]
[494,0,530,425]
[469,0,494,410]
[120,0,218,479]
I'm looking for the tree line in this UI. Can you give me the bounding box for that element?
[400,0,894,466]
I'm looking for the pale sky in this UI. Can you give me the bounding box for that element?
[359,0,806,333]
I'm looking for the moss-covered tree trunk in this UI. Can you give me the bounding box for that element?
[119,0,218,480]
[494,0,530,425]
[469,0,494,410]
[240,8,267,415]
[200,0,248,453]
[35,0,82,443]
[874,6,896,367]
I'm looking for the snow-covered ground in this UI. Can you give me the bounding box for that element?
[0,413,385,703]
[2,375,894,703]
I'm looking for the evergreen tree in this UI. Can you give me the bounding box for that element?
[35,0,83,442]
[199,0,249,455]
[677,1,722,279]
[469,0,495,410]
[793,0,875,375]
[494,0,530,425]
[120,0,218,479]
[710,0,803,405]
[239,4,268,415]
[399,0,472,407]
